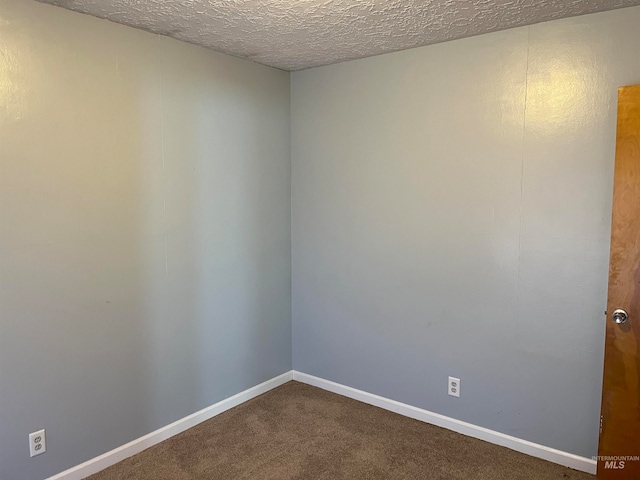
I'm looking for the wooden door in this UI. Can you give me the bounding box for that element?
[598,84,640,478]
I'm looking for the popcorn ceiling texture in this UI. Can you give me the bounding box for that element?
[36,0,640,70]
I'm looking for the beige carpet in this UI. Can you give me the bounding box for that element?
[86,381,594,480]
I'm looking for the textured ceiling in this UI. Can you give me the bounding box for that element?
[36,0,640,71]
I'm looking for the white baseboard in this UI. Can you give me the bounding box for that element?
[292,371,597,475]
[47,369,596,479]
[47,371,293,480]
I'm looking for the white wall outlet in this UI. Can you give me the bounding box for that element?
[29,429,46,457]
[448,376,460,398]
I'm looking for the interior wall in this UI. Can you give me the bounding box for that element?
[0,1,291,479]
[291,6,640,458]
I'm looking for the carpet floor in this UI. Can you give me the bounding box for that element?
[86,381,594,480]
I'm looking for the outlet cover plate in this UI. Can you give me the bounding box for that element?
[29,429,46,457]
[448,376,460,398]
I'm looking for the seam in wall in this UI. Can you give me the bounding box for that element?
[158,35,169,279]
[515,26,531,322]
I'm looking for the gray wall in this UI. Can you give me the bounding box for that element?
[291,6,640,458]
[0,1,291,479]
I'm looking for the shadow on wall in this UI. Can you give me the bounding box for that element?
[139,42,291,425]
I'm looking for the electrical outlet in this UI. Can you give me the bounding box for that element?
[448,376,460,398]
[29,429,46,457]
